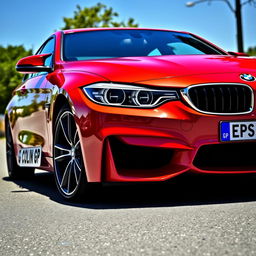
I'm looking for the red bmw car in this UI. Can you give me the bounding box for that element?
[5,28,256,200]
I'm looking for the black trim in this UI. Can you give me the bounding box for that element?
[16,65,53,73]
[60,31,64,61]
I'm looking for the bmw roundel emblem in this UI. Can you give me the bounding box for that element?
[240,74,255,82]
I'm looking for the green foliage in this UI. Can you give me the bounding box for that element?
[62,3,138,29]
[247,46,256,56]
[0,3,138,113]
[0,45,32,113]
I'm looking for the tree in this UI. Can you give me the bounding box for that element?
[0,3,138,114]
[61,3,138,29]
[247,46,256,56]
[0,45,32,113]
[186,0,256,52]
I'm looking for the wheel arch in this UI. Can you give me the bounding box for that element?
[52,94,70,131]
[51,91,92,183]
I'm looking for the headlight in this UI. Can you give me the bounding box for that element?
[83,83,179,108]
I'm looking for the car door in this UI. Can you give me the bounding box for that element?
[8,37,55,168]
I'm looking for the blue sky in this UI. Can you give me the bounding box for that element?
[1,0,255,52]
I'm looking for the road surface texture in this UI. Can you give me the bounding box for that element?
[1,138,256,255]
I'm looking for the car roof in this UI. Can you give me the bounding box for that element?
[60,27,190,35]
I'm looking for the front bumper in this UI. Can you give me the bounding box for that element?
[71,88,256,182]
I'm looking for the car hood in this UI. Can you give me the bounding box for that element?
[62,55,256,85]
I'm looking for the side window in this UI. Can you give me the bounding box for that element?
[23,37,55,81]
[38,38,55,66]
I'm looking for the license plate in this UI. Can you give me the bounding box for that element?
[18,146,42,167]
[220,121,256,142]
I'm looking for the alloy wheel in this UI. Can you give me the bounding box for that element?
[54,111,83,197]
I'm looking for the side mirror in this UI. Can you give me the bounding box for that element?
[16,53,53,73]
[228,51,249,57]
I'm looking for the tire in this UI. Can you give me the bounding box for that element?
[53,107,90,201]
[5,119,35,179]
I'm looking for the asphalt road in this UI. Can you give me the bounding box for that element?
[1,139,256,255]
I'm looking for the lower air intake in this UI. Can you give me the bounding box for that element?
[193,143,256,171]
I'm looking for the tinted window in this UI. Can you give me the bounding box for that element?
[23,38,55,81]
[38,38,55,66]
[63,30,225,61]
[38,38,55,54]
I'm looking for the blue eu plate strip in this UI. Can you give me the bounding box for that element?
[221,122,230,141]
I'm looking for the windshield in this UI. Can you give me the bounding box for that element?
[63,29,225,61]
